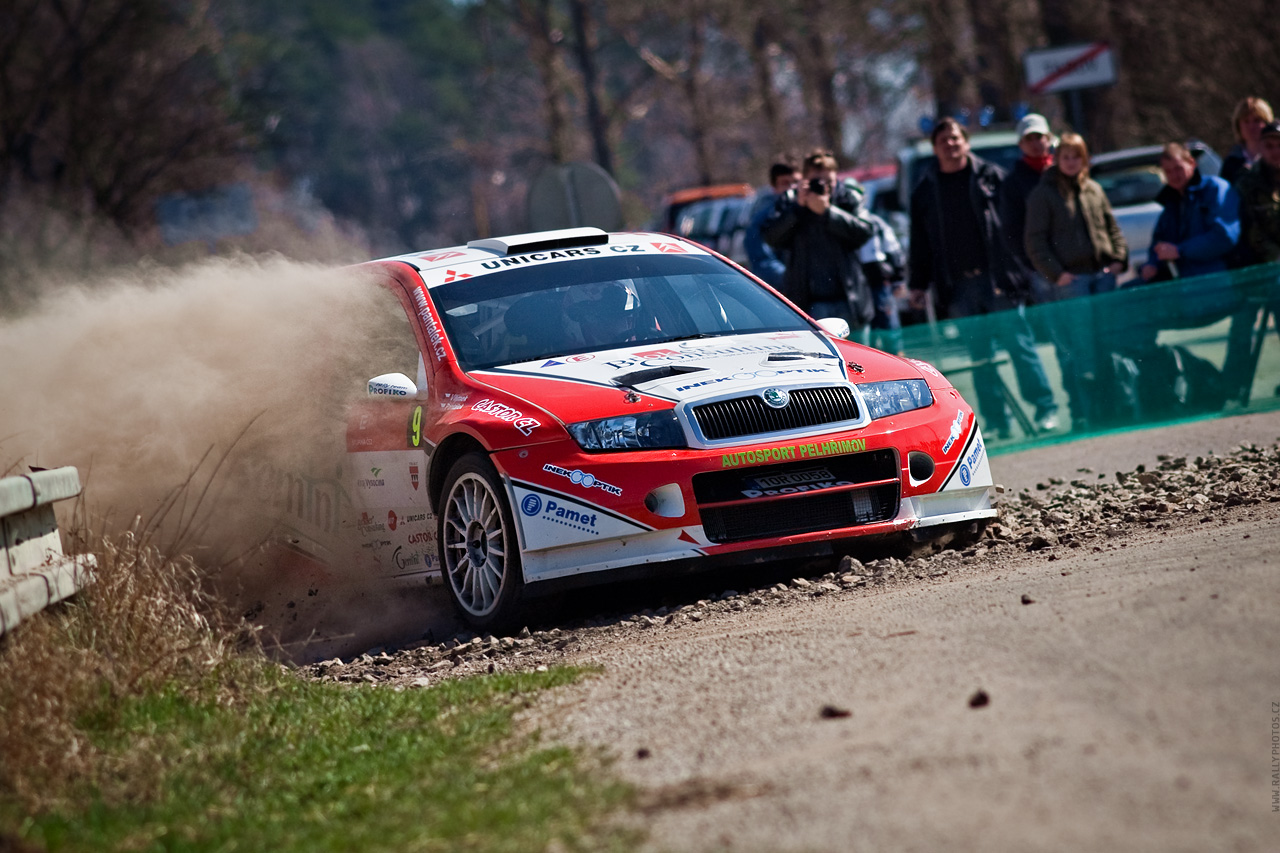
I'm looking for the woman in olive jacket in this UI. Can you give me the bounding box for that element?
[1024,133,1127,430]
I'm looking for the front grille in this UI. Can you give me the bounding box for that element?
[693,449,899,544]
[692,386,859,441]
[700,484,899,544]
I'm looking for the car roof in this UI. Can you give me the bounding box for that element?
[901,129,1021,157]
[374,227,717,287]
[1091,140,1218,166]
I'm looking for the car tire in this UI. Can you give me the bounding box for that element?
[438,452,525,632]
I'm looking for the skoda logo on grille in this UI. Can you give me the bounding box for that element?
[761,387,791,409]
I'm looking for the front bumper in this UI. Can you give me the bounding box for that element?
[495,401,996,584]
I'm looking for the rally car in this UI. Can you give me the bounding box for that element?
[305,227,995,630]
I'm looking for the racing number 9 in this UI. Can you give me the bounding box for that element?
[409,405,423,447]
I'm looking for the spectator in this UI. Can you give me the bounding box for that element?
[1002,113,1057,304]
[1139,143,1240,283]
[1221,97,1275,185]
[1024,132,1128,430]
[858,209,907,354]
[761,149,875,342]
[744,160,800,288]
[908,117,1059,438]
[1232,119,1280,396]
[1138,142,1251,403]
[1237,120,1280,263]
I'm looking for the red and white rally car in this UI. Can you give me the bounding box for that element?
[305,227,994,630]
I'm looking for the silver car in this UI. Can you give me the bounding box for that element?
[1089,141,1223,279]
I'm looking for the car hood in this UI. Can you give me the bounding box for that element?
[469,330,924,424]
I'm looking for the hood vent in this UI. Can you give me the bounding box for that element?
[613,365,705,387]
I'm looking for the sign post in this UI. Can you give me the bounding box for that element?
[1024,42,1117,132]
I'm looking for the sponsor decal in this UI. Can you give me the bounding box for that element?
[472,398,541,435]
[651,242,687,253]
[741,466,850,499]
[407,531,433,545]
[412,288,448,361]
[958,431,985,486]
[605,342,811,372]
[420,251,464,263]
[542,359,563,367]
[388,510,398,531]
[392,545,422,571]
[478,248,603,270]
[741,479,853,499]
[357,511,386,534]
[409,463,420,490]
[519,492,600,534]
[674,367,831,393]
[442,269,472,282]
[942,410,965,455]
[567,354,595,362]
[368,380,409,396]
[542,463,623,497]
[748,467,836,489]
[909,358,943,378]
[357,466,386,489]
[349,437,374,448]
[720,437,868,468]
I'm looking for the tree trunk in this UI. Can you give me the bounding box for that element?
[516,0,572,164]
[924,0,981,121]
[567,0,613,175]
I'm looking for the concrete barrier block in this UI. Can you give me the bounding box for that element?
[0,467,92,636]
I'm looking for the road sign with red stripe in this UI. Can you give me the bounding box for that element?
[1024,43,1116,95]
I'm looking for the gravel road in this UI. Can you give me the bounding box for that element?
[303,411,1280,852]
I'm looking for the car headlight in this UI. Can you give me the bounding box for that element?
[568,410,686,451]
[859,379,934,419]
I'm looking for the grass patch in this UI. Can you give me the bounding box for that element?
[6,666,633,852]
[0,519,635,852]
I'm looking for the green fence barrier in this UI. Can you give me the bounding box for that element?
[899,262,1280,453]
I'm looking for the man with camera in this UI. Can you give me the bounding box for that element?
[761,149,875,343]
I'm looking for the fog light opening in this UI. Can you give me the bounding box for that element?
[908,451,935,485]
[644,483,686,518]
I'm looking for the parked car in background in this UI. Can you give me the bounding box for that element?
[653,183,755,234]
[891,130,1023,213]
[672,191,756,265]
[1088,141,1223,278]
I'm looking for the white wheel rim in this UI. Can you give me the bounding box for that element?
[443,473,508,616]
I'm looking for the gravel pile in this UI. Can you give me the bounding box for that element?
[301,440,1280,688]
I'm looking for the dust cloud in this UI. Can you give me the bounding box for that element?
[0,255,392,565]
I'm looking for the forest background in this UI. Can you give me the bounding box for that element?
[2,0,1278,309]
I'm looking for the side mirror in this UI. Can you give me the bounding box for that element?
[816,317,851,339]
[367,372,417,398]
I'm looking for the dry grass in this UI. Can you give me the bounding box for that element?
[0,510,264,813]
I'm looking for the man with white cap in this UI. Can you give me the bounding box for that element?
[1002,113,1056,303]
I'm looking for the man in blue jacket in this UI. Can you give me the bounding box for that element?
[1140,142,1240,282]
[744,160,800,288]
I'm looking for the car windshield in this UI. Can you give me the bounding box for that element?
[429,253,813,370]
[1092,163,1166,207]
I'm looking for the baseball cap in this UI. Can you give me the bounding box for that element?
[1016,113,1052,139]
[1261,120,1280,139]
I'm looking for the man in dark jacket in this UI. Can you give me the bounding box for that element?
[908,117,1059,438]
[1002,113,1056,303]
[761,149,875,342]
[744,159,801,288]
